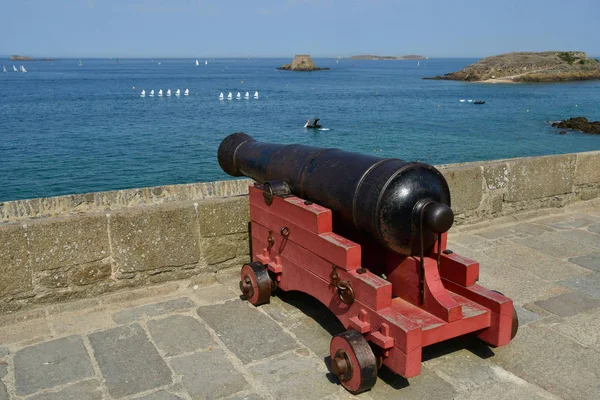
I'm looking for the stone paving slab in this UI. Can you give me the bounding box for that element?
[0,205,599,399]
[147,314,214,357]
[111,297,195,325]
[559,271,600,299]
[568,253,600,272]
[247,351,338,400]
[27,380,102,400]
[169,349,248,399]
[196,300,299,364]
[13,336,94,396]
[533,291,600,317]
[88,324,172,398]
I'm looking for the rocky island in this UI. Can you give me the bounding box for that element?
[10,55,35,61]
[424,51,600,83]
[552,117,600,134]
[277,55,329,71]
[349,54,427,60]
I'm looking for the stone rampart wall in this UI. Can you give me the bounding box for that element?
[1,151,599,314]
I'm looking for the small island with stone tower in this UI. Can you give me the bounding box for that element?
[277,55,330,71]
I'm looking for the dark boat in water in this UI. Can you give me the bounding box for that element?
[473,100,486,105]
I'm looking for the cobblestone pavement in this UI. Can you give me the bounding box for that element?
[1,204,600,399]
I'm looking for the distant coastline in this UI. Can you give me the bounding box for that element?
[349,54,427,60]
[10,55,54,61]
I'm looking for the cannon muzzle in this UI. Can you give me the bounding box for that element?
[218,133,452,256]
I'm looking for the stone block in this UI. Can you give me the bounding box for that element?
[579,187,600,201]
[0,364,7,400]
[88,323,172,398]
[147,315,214,356]
[112,297,195,324]
[453,380,558,400]
[367,364,457,399]
[505,154,576,202]
[196,300,298,363]
[248,351,336,400]
[0,318,52,346]
[533,291,600,317]
[481,242,589,282]
[35,270,68,289]
[559,272,600,299]
[14,336,94,396]
[439,165,483,212]
[27,380,102,400]
[493,325,600,399]
[559,229,600,249]
[134,391,184,400]
[550,308,600,352]
[196,196,249,237]
[569,253,600,272]
[69,259,112,286]
[290,314,344,358]
[0,224,32,296]
[27,214,109,272]
[110,204,200,273]
[169,349,248,399]
[0,348,7,358]
[574,151,600,185]
[514,232,595,259]
[203,233,249,266]
[514,305,544,326]
[483,162,510,190]
[589,224,600,234]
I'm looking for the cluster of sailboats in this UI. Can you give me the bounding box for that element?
[140,88,189,97]
[220,91,259,100]
[3,65,27,73]
[195,59,208,66]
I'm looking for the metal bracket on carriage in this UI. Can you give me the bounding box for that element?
[366,323,395,357]
[331,265,355,305]
[258,181,292,206]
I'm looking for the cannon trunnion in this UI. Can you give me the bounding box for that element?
[218,133,518,394]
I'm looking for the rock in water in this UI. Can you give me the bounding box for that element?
[277,55,330,71]
[552,117,600,134]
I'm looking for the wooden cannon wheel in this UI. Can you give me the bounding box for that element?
[239,262,272,306]
[330,330,378,394]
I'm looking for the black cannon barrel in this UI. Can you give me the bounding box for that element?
[218,133,453,256]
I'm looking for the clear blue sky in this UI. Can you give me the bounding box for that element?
[2,0,598,58]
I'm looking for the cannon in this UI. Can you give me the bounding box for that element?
[218,133,518,394]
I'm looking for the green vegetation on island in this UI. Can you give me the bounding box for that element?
[10,55,54,61]
[349,54,427,60]
[424,51,600,83]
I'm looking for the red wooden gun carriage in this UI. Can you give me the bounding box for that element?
[218,133,518,394]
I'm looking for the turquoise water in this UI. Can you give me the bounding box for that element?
[1,58,599,202]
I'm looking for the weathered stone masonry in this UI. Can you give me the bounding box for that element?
[1,151,599,314]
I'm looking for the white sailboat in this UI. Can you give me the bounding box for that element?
[236,92,241,100]
[227,92,233,100]
[219,92,224,100]
[13,65,18,72]
[417,61,420,66]
[195,59,199,66]
[175,89,181,96]
[150,90,155,97]
[140,89,146,97]
[2,66,6,73]
[79,60,83,67]
[184,88,189,96]
[158,89,163,97]
[253,91,259,99]
[166,89,171,97]
[20,65,27,73]
[205,60,208,65]
[244,92,249,99]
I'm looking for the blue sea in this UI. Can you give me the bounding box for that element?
[1,57,599,202]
